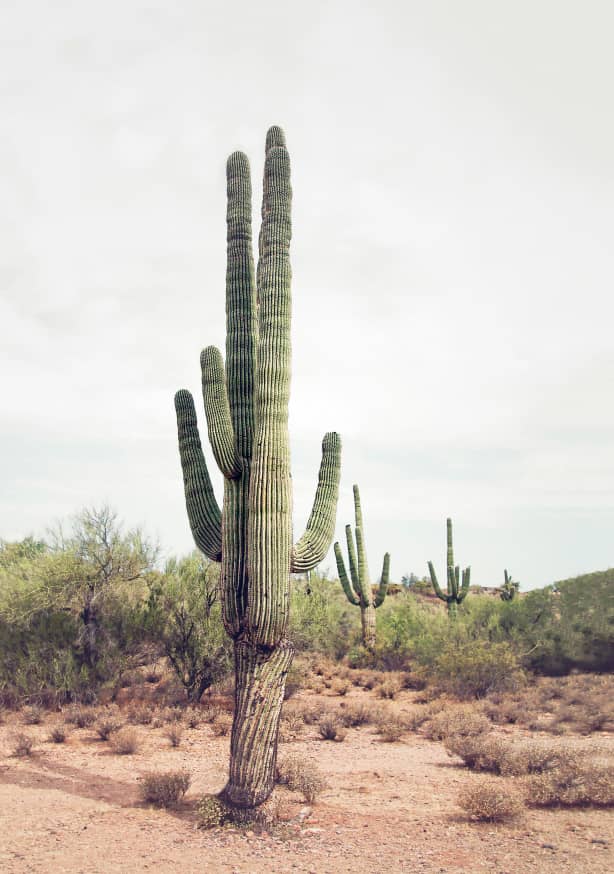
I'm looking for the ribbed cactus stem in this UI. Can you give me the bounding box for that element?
[500,569,519,601]
[428,517,470,617]
[174,128,341,813]
[334,484,390,650]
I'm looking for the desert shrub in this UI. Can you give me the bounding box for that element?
[338,702,374,728]
[289,574,358,659]
[64,706,97,728]
[421,639,524,699]
[277,753,326,803]
[377,717,406,742]
[95,717,122,740]
[165,725,183,748]
[110,727,139,754]
[139,770,191,807]
[483,699,523,725]
[376,678,402,700]
[144,554,232,703]
[458,779,525,822]
[48,726,67,743]
[423,705,490,741]
[281,708,305,737]
[318,715,347,742]
[11,732,35,756]
[330,678,350,696]
[22,704,44,725]
[499,742,578,777]
[185,709,200,729]
[527,760,614,807]
[197,795,228,829]
[444,734,512,774]
[128,704,153,726]
[284,663,308,700]
[211,716,232,737]
[200,705,222,725]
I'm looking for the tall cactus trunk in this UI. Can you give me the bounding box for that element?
[174,128,341,819]
[361,602,377,651]
[222,640,294,807]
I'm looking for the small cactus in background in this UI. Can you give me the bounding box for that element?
[428,517,470,617]
[174,127,341,815]
[334,484,390,650]
[500,569,519,601]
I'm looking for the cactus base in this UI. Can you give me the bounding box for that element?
[220,639,294,809]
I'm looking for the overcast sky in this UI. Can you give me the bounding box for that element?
[2,1,613,589]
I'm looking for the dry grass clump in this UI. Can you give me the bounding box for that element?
[185,709,200,729]
[527,760,614,807]
[139,770,191,808]
[483,675,614,736]
[277,753,327,803]
[48,726,68,743]
[164,725,184,748]
[199,705,222,724]
[338,701,374,728]
[377,716,407,743]
[64,706,97,728]
[110,727,139,755]
[211,716,232,737]
[423,705,490,741]
[11,732,35,757]
[330,679,350,696]
[22,705,44,725]
[95,717,122,741]
[444,734,512,774]
[458,779,524,822]
[376,678,402,700]
[128,704,154,726]
[280,708,305,738]
[317,714,347,742]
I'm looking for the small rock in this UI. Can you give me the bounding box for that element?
[591,838,608,846]
[541,843,556,851]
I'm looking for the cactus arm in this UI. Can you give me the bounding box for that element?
[373,552,390,608]
[354,524,372,606]
[334,542,360,605]
[428,560,448,603]
[446,517,454,570]
[290,432,342,573]
[458,566,471,602]
[353,485,371,590]
[225,151,257,459]
[174,389,223,561]
[200,347,241,479]
[448,565,460,600]
[247,134,293,646]
[345,524,362,600]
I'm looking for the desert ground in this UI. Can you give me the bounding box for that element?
[0,666,612,874]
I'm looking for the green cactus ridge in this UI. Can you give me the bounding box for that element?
[174,127,342,810]
[428,517,470,616]
[500,569,519,601]
[334,484,390,649]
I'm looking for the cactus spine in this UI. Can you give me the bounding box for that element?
[427,518,470,617]
[174,127,341,812]
[334,485,390,650]
[500,569,519,601]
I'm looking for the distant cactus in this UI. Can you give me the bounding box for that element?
[174,127,341,814]
[500,569,519,601]
[428,518,470,617]
[334,485,390,650]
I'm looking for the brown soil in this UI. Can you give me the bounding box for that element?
[0,687,612,874]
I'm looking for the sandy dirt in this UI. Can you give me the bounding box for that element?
[0,688,612,874]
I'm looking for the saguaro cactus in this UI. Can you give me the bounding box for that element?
[174,127,341,814]
[500,569,519,601]
[427,518,470,617]
[334,484,390,650]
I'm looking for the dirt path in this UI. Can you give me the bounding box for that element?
[0,698,612,874]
